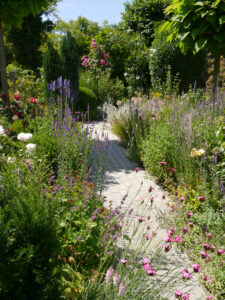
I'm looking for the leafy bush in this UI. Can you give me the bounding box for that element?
[149,29,208,92]
[78,87,97,111]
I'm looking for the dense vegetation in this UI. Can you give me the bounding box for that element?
[0,0,225,299]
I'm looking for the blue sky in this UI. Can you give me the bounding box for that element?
[54,0,128,25]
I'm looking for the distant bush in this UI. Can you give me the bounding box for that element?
[149,29,208,92]
[78,87,97,111]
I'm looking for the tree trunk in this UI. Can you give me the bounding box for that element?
[212,55,220,103]
[0,21,9,106]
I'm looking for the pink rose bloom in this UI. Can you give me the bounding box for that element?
[169,167,176,173]
[160,161,167,166]
[104,53,109,59]
[207,296,213,300]
[101,59,106,65]
[135,167,140,172]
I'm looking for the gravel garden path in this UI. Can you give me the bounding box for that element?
[92,121,207,300]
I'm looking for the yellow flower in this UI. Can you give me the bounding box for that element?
[153,92,162,100]
[196,149,205,156]
[190,148,198,157]
[190,148,205,157]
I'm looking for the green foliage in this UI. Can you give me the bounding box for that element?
[122,0,171,46]
[43,41,61,98]
[6,64,45,102]
[0,0,57,29]
[6,14,54,72]
[0,162,61,299]
[78,87,97,111]
[163,0,225,58]
[149,29,208,91]
[60,31,79,100]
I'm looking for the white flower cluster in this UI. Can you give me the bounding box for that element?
[0,125,6,136]
[26,143,36,152]
[150,48,157,57]
[17,133,33,141]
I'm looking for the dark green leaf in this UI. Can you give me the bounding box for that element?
[195,38,207,52]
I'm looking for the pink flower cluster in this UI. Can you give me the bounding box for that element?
[142,257,156,276]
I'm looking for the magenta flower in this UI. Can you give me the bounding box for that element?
[180,196,185,202]
[137,216,145,222]
[182,269,193,280]
[104,53,109,59]
[150,197,154,206]
[192,263,202,272]
[120,259,127,264]
[220,260,225,267]
[217,249,225,256]
[210,245,216,251]
[207,296,213,299]
[147,268,156,276]
[77,236,82,241]
[170,226,175,232]
[203,243,211,250]
[182,227,189,234]
[142,257,150,265]
[149,186,154,192]
[135,167,140,172]
[189,222,194,228]
[169,167,176,173]
[204,275,211,282]
[175,190,179,196]
[186,211,193,218]
[168,229,174,237]
[160,161,167,166]
[163,244,171,252]
[119,282,125,296]
[164,236,174,243]
[146,233,151,240]
[175,290,183,298]
[113,273,121,286]
[183,294,190,300]
[175,235,182,243]
[200,251,210,259]
[198,196,205,202]
[207,233,213,239]
[105,266,114,284]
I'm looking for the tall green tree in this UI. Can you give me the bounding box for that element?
[6,14,54,72]
[122,0,171,46]
[0,0,57,102]
[161,0,225,98]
